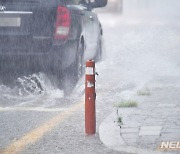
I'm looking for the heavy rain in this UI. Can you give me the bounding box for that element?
[0,0,180,153]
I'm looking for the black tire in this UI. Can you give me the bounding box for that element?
[74,41,85,80]
[95,37,103,62]
[48,62,63,89]
[62,41,84,96]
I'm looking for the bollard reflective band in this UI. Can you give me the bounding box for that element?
[87,81,94,88]
[86,67,94,75]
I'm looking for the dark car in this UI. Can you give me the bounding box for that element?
[0,0,107,92]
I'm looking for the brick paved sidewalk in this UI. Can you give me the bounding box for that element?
[99,76,180,154]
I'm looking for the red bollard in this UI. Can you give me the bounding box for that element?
[85,60,96,135]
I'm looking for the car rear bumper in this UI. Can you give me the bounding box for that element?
[0,40,78,74]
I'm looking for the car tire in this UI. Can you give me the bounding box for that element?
[95,37,103,62]
[74,41,85,79]
[62,41,84,96]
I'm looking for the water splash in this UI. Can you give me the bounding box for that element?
[17,73,44,96]
[0,73,64,107]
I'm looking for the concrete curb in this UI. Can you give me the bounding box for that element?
[99,112,164,154]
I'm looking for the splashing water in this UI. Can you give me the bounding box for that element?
[17,73,47,96]
[0,73,64,107]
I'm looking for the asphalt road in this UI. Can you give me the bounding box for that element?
[0,94,125,154]
[0,9,180,154]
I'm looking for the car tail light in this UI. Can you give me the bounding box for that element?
[54,6,71,40]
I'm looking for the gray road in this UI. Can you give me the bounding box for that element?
[0,8,180,154]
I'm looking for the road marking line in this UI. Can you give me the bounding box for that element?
[0,107,68,112]
[0,101,84,154]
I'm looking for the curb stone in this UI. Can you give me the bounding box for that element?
[99,112,170,154]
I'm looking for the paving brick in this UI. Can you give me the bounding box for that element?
[162,128,180,134]
[139,126,162,136]
[124,139,137,146]
[120,128,139,133]
[160,133,180,141]
[140,126,162,131]
[121,133,138,140]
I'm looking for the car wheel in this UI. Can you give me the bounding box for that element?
[75,41,85,79]
[63,41,84,96]
[95,37,102,62]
